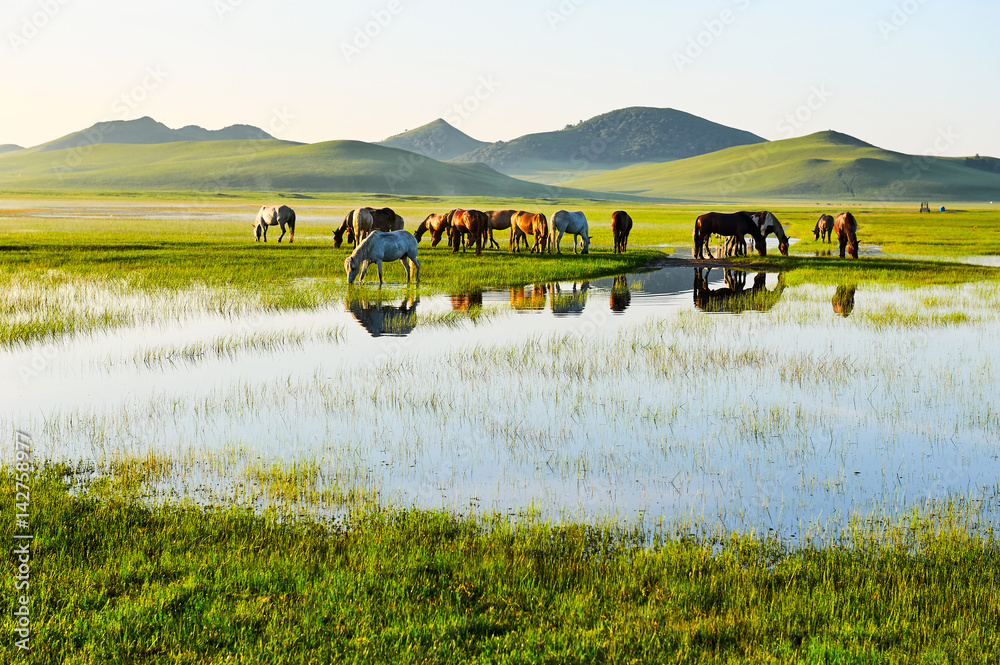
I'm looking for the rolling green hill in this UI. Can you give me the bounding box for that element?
[562,131,1000,202]
[29,116,278,153]
[0,144,23,154]
[378,119,487,161]
[0,138,603,198]
[453,107,767,182]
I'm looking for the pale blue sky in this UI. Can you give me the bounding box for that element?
[3,0,997,157]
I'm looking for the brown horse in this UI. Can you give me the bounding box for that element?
[333,214,356,248]
[510,211,549,253]
[449,209,488,255]
[833,212,859,259]
[414,212,451,246]
[611,211,633,253]
[484,210,516,250]
[610,275,631,313]
[814,214,834,243]
[693,212,766,259]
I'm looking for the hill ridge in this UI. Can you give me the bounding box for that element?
[31,116,277,153]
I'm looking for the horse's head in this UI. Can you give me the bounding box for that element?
[333,227,345,248]
[848,241,859,259]
[581,235,592,255]
[778,239,789,256]
[345,255,360,284]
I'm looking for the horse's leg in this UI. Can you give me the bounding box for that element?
[411,253,421,282]
[399,257,411,282]
[277,222,286,243]
[555,229,565,254]
[705,233,715,259]
[377,260,384,287]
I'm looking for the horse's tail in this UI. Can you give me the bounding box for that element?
[693,217,702,258]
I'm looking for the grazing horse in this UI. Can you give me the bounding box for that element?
[370,207,399,232]
[727,211,790,256]
[253,204,295,243]
[611,211,633,254]
[350,207,375,247]
[693,211,765,259]
[333,213,356,248]
[510,212,549,253]
[344,230,421,286]
[832,284,856,317]
[415,213,451,246]
[448,209,488,255]
[347,296,419,337]
[833,212,859,259]
[483,210,516,250]
[814,214,834,243]
[551,210,591,255]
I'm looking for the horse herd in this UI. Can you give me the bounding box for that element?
[251,203,860,287]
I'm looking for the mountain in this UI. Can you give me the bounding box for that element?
[378,119,488,161]
[562,131,1000,201]
[0,138,608,198]
[451,107,767,182]
[0,144,23,154]
[30,117,277,153]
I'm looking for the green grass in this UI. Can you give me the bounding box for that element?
[2,464,997,664]
[565,131,1000,201]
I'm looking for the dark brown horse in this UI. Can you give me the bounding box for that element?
[510,211,549,253]
[610,275,631,313]
[483,210,516,250]
[449,209,488,255]
[333,214,356,248]
[611,211,633,254]
[369,207,399,232]
[814,214,834,243]
[833,212,859,259]
[693,211,766,259]
[414,212,451,246]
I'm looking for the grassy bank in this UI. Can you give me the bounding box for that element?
[1,465,998,664]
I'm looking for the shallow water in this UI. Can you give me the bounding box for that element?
[5,264,1000,538]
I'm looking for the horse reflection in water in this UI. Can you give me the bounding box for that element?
[610,275,631,313]
[346,296,419,337]
[693,268,785,313]
[832,284,856,317]
[449,292,483,310]
[550,282,590,316]
[510,285,549,311]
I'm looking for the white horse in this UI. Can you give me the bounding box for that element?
[344,230,421,286]
[253,204,295,243]
[757,211,790,255]
[550,210,591,254]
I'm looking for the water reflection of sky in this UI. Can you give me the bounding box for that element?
[5,265,999,540]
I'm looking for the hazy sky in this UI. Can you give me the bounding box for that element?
[3,0,998,157]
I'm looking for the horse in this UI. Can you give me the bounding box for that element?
[448,209,488,255]
[370,207,399,232]
[414,213,451,246]
[551,210,591,255]
[510,212,549,253]
[814,214,834,243]
[727,211,789,256]
[347,296,419,337]
[833,212,859,259]
[832,284,856,317]
[333,213,356,248]
[350,207,375,247]
[611,211,633,254]
[610,275,631,313]
[450,292,483,310]
[510,284,548,310]
[253,204,295,243]
[344,230,421,286]
[483,210,516,250]
[550,281,590,316]
[693,211,765,259]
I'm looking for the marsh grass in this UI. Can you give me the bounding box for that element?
[1,464,997,663]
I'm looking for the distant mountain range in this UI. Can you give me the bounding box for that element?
[0,144,23,154]
[2,111,998,201]
[23,116,278,154]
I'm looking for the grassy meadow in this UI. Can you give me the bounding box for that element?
[3,193,1000,663]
